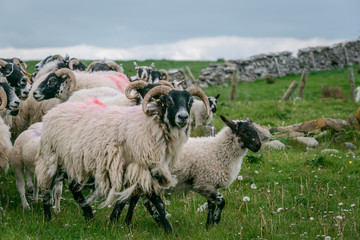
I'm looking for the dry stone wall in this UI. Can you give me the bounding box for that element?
[197,39,360,87]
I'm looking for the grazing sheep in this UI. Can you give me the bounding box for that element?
[190,94,220,128]
[35,85,210,233]
[355,86,360,102]
[130,115,261,226]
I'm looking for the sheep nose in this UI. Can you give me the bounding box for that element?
[20,77,27,87]
[178,113,188,121]
[10,100,20,109]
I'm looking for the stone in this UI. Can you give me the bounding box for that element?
[321,149,339,154]
[343,142,356,150]
[294,137,319,147]
[261,140,285,150]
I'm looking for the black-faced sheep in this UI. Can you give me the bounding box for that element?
[86,60,124,73]
[190,94,220,128]
[124,115,261,227]
[35,85,210,233]
[0,58,29,88]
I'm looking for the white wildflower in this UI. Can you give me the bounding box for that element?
[277,208,283,213]
[254,170,259,174]
[336,216,343,220]
[310,217,314,221]
[351,204,355,208]
[237,176,243,181]
[165,200,171,206]
[243,196,250,202]
[325,236,331,240]
[251,183,257,189]
[339,202,343,206]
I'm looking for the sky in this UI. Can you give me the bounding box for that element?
[0,0,359,60]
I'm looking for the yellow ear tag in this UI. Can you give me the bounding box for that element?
[66,77,70,81]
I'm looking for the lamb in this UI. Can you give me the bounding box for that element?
[129,115,261,226]
[190,94,220,128]
[35,85,210,233]
[0,82,21,174]
[133,62,154,81]
[9,122,63,211]
[355,86,360,102]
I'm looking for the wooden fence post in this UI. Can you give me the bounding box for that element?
[348,68,355,101]
[230,70,238,101]
[297,71,307,99]
[281,81,298,101]
[185,66,197,86]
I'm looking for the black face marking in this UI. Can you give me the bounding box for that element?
[220,115,261,152]
[0,82,20,112]
[33,72,67,100]
[0,63,27,88]
[164,90,193,128]
[91,62,112,72]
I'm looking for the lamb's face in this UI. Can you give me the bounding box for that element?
[0,82,20,115]
[162,90,194,128]
[33,72,69,101]
[220,115,261,152]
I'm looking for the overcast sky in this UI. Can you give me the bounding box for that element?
[1,0,359,60]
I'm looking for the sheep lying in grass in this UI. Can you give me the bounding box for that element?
[124,115,261,226]
[35,85,210,233]
[10,122,63,211]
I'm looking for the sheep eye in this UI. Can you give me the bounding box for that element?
[189,99,194,107]
[166,99,174,107]
[48,79,57,86]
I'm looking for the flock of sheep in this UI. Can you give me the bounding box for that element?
[0,55,262,234]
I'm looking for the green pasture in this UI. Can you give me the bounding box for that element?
[1,61,359,239]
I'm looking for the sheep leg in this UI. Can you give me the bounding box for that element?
[24,168,34,194]
[69,180,94,220]
[125,194,140,225]
[43,170,64,219]
[109,200,126,222]
[13,166,30,210]
[53,181,63,214]
[146,192,172,234]
[206,199,216,226]
[143,198,162,226]
[33,175,39,203]
[213,193,225,224]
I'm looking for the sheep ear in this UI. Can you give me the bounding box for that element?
[215,94,220,99]
[133,62,138,69]
[150,62,155,69]
[220,115,236,130]
[247,118,252,123]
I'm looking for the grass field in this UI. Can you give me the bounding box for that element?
[1,61,359,239]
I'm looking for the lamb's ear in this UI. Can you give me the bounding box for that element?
[150,62,155,69]
[215,93,220,99]
[133,62,138,69]
[220,115,237,130]
[247,118,252,123]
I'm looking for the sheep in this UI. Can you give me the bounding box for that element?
[68,58,87,71]
[190,94,220,128]
[133,62,155,81]
[9,122,63,212]
[86,60,124,73]
[0,82,21,174]
[355,86,360,102]
[34,84,210,233]
[0,58,29,88]
[128,115,261,226]
[8,66,130,139]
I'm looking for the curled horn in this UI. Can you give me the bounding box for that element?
[159,69,169,81]
[142,85,173,115]
[55,68,76,92]
[12,59,33,80]
[158,80,174,88]
[106,61,123,72]
[69,58,80,70]
[125,80,148,99]
[0,59,7,67]
[86,61,99,72]
[12,58,29,70]
[52,54,64,61]
[0,87,7,111]
[186,86,211,116]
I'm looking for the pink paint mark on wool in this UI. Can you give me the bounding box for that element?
[107,73,130,92]
[85,97,107,107]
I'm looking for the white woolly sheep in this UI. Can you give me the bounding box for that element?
[190,94,220,128]
[10,122,63,211]
[35,85,210,233]
[130,115,261,226]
